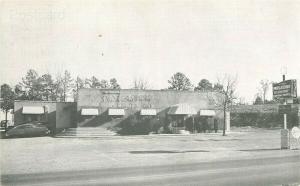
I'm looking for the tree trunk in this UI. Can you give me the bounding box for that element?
[5,110,8,130]
[223,105,226,136]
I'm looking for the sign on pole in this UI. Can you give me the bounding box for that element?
[273,78,297,149]
[273,79,297,98]
[272,79,297,99]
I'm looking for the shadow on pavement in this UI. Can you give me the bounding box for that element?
[239,148,282,152]
[209,139,242,141]
[129,150,209,154]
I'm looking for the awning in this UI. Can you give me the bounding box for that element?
[81,108,99,116]
[140,109,157,116]
[108,108,125,116]
[22,106,44,114]
[168,104,197,115]
[199,110,216,116]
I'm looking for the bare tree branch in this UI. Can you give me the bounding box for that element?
[212,73,238,136]
[132,78,150,90]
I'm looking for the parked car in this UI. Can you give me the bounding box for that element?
[1,120,8,132]
[0,120,7,138]
[1,120,7,127]
[1,120,14,131]
[6,122,50,138]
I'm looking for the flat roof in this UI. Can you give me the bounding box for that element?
[79,88,221,94]
[14,100,74,103]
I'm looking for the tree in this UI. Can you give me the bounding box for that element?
[194,79,213,91]
[109,78,121,89]
[81,77,119,90]
[168,72,193,90]
[59,70,73,102]
[87,76,101,88]
[20,69,40,100]
[14,84,27,100]
[72,76,85,101]
[213,83,223,91]
[52,75,63,101]
[39,73,55,101]
[259,79,270,104]
[84,78,91,88]
[132,78,149,90]
[99,79,109,89]
[0,84,14,124]
[213,74,238,136]
[253,95,263,105]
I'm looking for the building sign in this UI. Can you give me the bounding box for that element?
[278,105,292,114]
[273,79,297,99]
[99,94,154,109]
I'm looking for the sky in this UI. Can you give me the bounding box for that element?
[1,0,299,103]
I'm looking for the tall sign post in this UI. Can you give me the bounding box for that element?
[272,70,297,149]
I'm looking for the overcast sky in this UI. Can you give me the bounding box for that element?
[1,0,299,103]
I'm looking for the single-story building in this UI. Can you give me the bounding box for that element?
[13,89,230,135]
[14,101,77,133]
[77,89,228,134]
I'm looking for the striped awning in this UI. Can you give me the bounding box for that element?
[140,109,157,116]
[199,110,216,116]
[108,108,125,116]
[22,106,44,114]
[168,104,197,115]
[81,108,99,116]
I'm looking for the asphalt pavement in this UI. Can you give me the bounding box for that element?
[2,155,300,186]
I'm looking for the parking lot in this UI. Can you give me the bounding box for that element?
[1,128,299,175]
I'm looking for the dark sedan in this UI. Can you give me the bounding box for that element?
[6,122,50,138]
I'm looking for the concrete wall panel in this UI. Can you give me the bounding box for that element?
[56,102,77,129]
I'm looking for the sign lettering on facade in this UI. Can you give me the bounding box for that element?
[99,94,153,109]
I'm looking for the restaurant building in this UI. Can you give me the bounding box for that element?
[13,89,229,135]
[76,89,227,134]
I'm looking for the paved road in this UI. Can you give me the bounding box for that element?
[2,155,300,186]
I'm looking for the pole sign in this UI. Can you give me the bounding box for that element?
[272,79,297,99]
[278,105,292,114]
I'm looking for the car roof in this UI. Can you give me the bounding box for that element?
[16,123,44,127]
